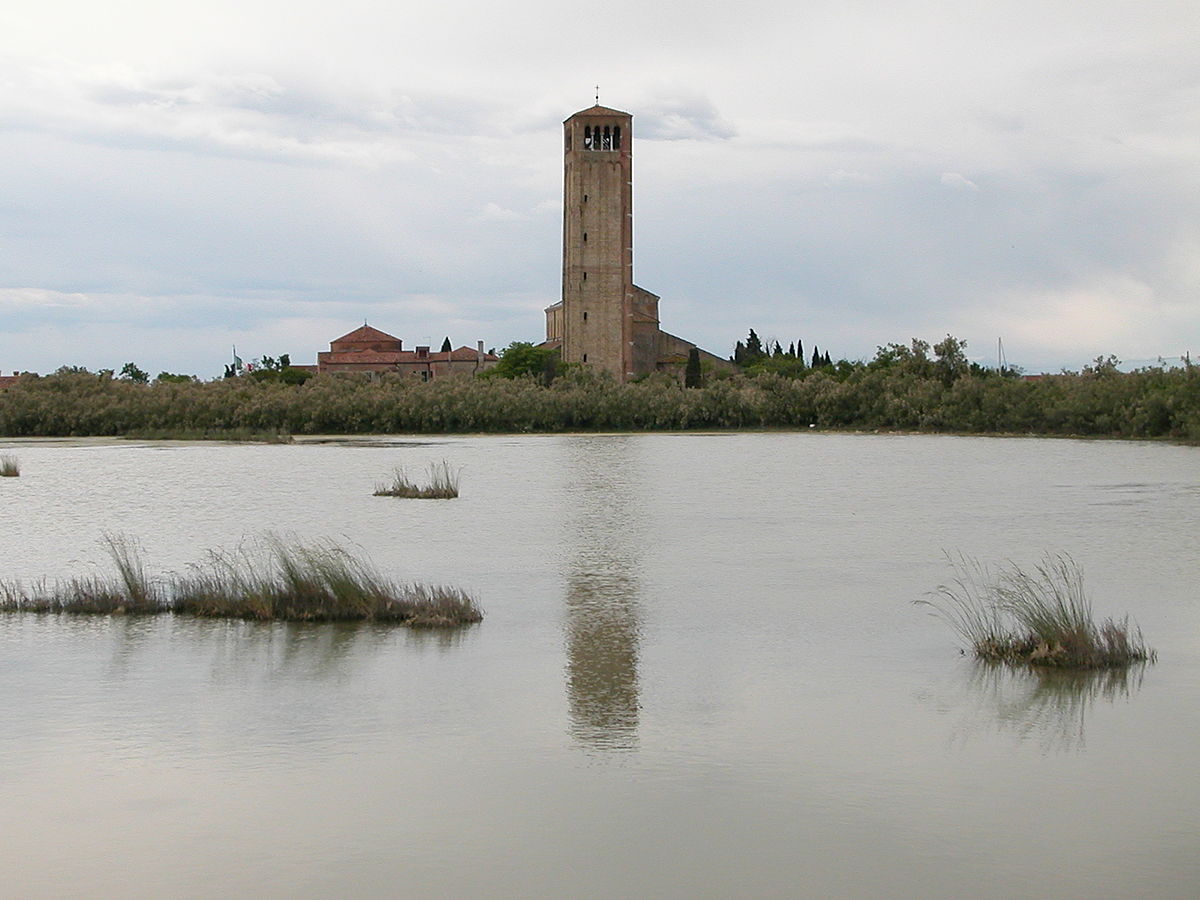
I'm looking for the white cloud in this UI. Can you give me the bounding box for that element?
[634,89,737,141]
[475,202,523,222]
[940,172,979,191]
[828,169,873,185]
[970,274,1195,370]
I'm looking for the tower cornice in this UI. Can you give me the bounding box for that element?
[565,104,631,121]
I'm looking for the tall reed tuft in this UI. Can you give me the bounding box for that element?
[917,552,1155,668]
[101,533,161,612]
[0,533,482,626]
[374,460,461,499]
[0,453,19,477]
[171,534,482,624]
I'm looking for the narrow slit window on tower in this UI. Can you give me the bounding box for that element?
[613,126,621,149]
[583,232,587,242]
[582,354,587,362]
[583,194,588,202]
[583,311,588,321]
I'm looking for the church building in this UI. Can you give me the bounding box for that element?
[316,324,498,379]
[543,103,724,381]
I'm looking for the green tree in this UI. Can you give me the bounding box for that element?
[486,341,561,384]
[746,329,764,359]
[119,362,149,384]
[1081,354,1122,377]
[933,334,969,383]
[280,367,311,385]
[440,337,452,353]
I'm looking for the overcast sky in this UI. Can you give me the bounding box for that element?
[1,0,1196,376]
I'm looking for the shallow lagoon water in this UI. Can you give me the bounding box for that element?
[1,433,1197,898]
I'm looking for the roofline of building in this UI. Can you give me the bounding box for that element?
[565,104,631,121]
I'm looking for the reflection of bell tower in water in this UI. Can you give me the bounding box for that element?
[561,438,642,750]
[560,104,636,380]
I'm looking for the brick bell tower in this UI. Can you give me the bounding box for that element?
[560,104,634,380]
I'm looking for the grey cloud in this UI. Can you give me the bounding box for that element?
[5,62,507,169]
[636,93,737,141]
[87,84,188,108]
[940,172,979,191]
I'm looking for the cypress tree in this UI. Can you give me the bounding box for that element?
[440,337,452,353]
[798,340,804,365]
[788,342,795,358]
[746,329,764,358]
[823,350,832,366]
[811,345,821,368]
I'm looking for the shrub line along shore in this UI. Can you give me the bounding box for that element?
[0,361,1197,441]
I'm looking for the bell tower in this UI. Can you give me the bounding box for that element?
[561,104,634,380]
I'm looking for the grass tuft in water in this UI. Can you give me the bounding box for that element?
[374,460,461,499]
[102,533,161,611]
[917,552,1155,668]
[0,533,481,626]
[0,453,19,477]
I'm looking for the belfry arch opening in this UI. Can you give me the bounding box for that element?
[583,124,621,151]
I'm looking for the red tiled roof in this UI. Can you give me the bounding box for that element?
[0,375,21,390]
[330,324,402,346]
[568,104,631,119]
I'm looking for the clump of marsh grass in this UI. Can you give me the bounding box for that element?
[373,460,461,499]
[0,577,131,614]
[179,535,481,624]
[172,535,479,624]
[0,535,165,615]
[102,533,161,611]
[0,453,19,477]
[917,552,1155,668]
[0,533,482,626]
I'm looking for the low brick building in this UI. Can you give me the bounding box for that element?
[316,324,498,379]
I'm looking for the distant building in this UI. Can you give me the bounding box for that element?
[316,324,498,379]
[544,103,727,381]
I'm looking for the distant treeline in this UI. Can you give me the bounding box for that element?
[1,338,1197,440]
